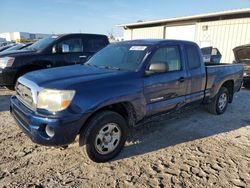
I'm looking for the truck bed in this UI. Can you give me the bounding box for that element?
[204,63,243,101]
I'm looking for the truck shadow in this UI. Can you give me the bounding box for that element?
[0,88,13,112]
[0,95,11,112]
[115,89,250,161]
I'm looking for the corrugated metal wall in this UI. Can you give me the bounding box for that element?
[196,18,250,63]
[124,26,164,40]
[123,18,250,63]
[124,29,132,40]
[165,24,196,41]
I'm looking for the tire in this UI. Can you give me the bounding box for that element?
[11,67,42,91]
[5,72,26,91]
[5,85,15,90]
[243,82,250,88]
[79,110,128,163]
[206,87,229,115]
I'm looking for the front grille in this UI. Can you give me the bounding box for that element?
[16,82,34,109]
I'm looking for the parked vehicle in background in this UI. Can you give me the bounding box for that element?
[0,41,15,47]
[201,46,222,63]
[0,42,7,47]
[0,43,16,52]
[10,39,243,162]
[0,33,109,90]
[233,44,250,88]
[0,42,33,54]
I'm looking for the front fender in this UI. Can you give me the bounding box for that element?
[91,92,146,122]
[72,75,146,122]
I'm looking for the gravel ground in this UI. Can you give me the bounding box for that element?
[0,88,250,188]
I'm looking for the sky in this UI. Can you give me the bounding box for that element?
[0,0,249,37]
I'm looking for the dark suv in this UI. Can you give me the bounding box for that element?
[0,33,109,90]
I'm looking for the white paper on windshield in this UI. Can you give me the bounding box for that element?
[129,46,147,51]
[62,44,70,52]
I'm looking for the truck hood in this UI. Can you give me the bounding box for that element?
[233,45,250,74]
[233,45,250,63]
[23,64,127,89]
[0,49,37,57]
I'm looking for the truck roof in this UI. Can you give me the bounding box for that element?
[52,33,108,38]
[117,39,197,46]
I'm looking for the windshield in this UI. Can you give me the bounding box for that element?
[87,44,148,71]
[27,36,56,51]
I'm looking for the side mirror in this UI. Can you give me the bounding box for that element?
[52,45,57,54]
[146,62,168,75]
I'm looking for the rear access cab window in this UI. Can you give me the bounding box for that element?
[185,44,201,69]
[83,36,109,53]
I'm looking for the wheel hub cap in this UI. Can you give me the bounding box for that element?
[95,123,121,155]
[103,135,112,143]
[218,93,227,111]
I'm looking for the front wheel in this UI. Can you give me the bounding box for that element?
[79,111,128,163]
[206,87,229,115]
[243,82,250,88]
[5,85,15,90]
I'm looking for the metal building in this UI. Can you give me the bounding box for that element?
[0,32,51,43]
[118,8,250,63]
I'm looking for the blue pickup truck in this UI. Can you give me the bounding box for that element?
[10,40,243,162]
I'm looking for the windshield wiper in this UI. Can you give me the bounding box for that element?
[85,64,121,70]
[98,65,121,70]
[26,47,37,51]
[85,63,99,68]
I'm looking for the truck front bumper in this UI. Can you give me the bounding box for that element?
[10,96,88,146]
[0,68,17,86]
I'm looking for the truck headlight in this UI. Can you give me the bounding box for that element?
[37,89,75,112]
[0,57,15,69]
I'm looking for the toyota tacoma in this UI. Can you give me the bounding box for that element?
[10,40,243,162]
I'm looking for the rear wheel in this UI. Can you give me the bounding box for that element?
[206,87,229,115]
[79,111,128,163]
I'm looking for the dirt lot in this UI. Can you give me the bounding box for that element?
[0,88,250,188]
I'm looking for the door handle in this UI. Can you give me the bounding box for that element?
[178,77,185,83]
[79,55,87,59]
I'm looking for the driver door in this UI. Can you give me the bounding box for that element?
[143,45,188,116]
